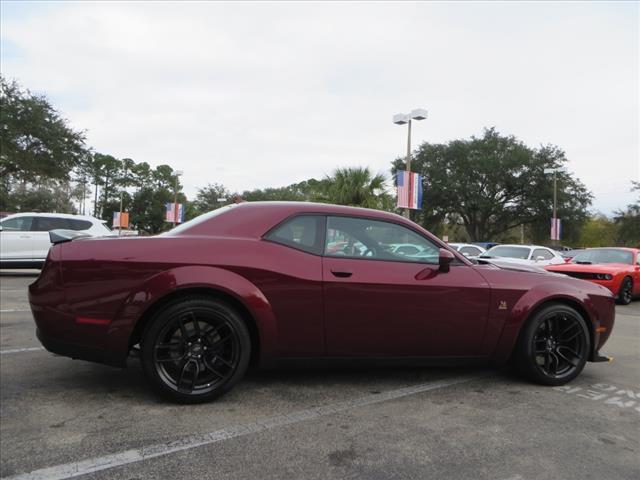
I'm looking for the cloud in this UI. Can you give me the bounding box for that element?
[1,1,638,213]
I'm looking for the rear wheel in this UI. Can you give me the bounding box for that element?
[617,277,633,305]
[515,303,590,386]
[141,297,251,403]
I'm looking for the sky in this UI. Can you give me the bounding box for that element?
[1,0,638,215]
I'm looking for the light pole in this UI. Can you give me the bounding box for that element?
[393,108,427,218]
[173,170,183,227]
[544,168,561,244]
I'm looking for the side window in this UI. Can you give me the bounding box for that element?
[264,215,324,255]
[532,248,554,260]
[67,219,92,231]
[325,216,440,264]
[32,217,70,232]
[0,217,33,231]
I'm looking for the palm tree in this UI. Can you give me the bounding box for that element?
[324,167,392,210]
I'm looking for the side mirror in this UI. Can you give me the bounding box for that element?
[439,248,455,273]
[0,225,3,232]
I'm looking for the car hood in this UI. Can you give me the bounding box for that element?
[477,258,553,275]
[545,262,630,273]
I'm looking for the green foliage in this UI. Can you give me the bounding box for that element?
[194,183,232,215]
[393,128,593,242]
[614,181,640,246]
[0,179,78,214]
[579,215,618,247]
[323,167,392,210]
[0,76,87,182]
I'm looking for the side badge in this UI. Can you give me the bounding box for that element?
[498,301,508,311]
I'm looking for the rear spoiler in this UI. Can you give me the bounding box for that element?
[49,229,93,245]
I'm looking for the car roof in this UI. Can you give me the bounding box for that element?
[489,244,553,249]
[173,201,464,255]
[1,212,103,222]
[581,247,638,252]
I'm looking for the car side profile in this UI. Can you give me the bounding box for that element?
[0,212,111,268]
[479,244,565,266]
[545,248,640,305]
[29,202,615,403]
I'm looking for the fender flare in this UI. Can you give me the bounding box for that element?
[106,265,278,361]
[490,282,595,365]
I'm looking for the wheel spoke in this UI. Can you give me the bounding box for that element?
[559,322,579,339]
[155,341,182,350]
[213,355,234,369]
[556,348,578,367]
[189,312,201,336]
[549,351,560,375]
[203,357,227,378]
[177,317,189,340]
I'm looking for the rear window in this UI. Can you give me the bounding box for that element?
[163,205,238,236]
[32,217,70,231]
[264,215,324,255]
[67,219,93,231]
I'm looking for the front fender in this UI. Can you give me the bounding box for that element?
[490,281,599,365]
[106,265,278,362]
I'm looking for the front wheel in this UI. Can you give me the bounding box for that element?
[515,303,590,386]
[140,297,251,403]
[617,277,633,305]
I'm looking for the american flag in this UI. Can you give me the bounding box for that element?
[165,203,185,223]
[550,217,562,241]
[396,170,423,210]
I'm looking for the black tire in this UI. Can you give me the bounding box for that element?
[140,296,251,404]
[617,277,633,305]
[514,303,590,386]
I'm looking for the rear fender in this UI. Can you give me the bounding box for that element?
[106,266,277,361]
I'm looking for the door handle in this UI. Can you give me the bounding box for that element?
[331,270,353,278]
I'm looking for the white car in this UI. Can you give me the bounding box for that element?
[478,244,565,266]
[448,243,487,259]
[0,212,111,268]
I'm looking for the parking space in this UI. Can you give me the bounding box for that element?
[1,273,638,480]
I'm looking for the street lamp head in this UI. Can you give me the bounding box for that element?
[393,113,409,125]
[174,170,184,176]
[410,108,428,121]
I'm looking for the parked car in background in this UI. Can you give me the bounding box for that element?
[472,241,499,250]
[479,244,565,266]
[545,248,640,305]
[0,212,112,268]
[29,202,615,403]
[561,249,585,263]
[448,242,487,259]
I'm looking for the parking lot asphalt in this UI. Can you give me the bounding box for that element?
[1,272,638,480]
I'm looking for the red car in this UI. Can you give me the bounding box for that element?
[546,248,640,305]
[29,202,616,403]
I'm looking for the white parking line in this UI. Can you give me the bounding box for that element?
[0,309,30,313]
[0,347,44,355]
[4,373,485,480]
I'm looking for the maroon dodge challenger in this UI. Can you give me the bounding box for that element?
[29,202,615,403]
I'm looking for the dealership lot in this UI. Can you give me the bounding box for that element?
[1,273,638,480]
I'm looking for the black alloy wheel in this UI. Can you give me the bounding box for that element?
[515,303,590,386]
[617,277,633,305]
[141,297,251,403]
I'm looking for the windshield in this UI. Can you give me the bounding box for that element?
[483,246,530,260]
[572,249,633,265]
[162,204,238,236]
